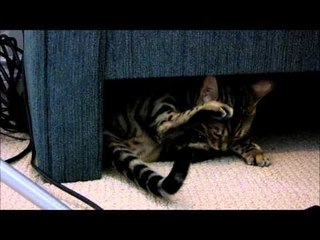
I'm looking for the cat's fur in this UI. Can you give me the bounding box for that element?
[103,75,273,197]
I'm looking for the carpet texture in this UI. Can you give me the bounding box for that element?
[1,130,319,210]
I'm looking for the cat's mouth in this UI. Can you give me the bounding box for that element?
[202,124,230,152]
[208,141,229,152]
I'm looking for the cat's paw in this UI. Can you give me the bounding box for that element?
[244,151,271,167]
[202,101,233,120]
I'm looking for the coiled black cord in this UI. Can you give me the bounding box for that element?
[0,34,28,134]
[1,33,103,210]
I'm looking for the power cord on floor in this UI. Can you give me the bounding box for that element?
[1,33,103,210]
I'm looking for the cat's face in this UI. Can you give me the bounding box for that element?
[198,76,273,151]
[201,105,256,151]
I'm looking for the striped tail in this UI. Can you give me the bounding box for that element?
[106,138,191,197]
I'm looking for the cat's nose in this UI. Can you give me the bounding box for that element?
[221,142,228,151]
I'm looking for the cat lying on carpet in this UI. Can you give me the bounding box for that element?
[103,75,273,197]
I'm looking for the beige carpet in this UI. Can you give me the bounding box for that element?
[1,130,319,210]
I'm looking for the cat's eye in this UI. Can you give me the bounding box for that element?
[197,134,206,141]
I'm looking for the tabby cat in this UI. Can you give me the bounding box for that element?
[103,75,273,197]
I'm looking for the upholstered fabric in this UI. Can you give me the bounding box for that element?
[24,31,105,182]
[23,30,320,182]
[105,30,320,79]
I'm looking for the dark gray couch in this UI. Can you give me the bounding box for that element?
[23,30,320,182]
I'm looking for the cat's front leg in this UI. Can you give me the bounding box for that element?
[230,139,270,167]
[157,101,233,137]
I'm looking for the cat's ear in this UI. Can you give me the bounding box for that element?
[200,75,219,102]
[250,79,274,100]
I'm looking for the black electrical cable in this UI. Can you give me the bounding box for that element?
[22,63,104,211]
[0,34,27,134]
[1,33,31,163]
[4,141,32,164]
[25,72,103,210]
[1,33,103,210]
[0,131,29,140]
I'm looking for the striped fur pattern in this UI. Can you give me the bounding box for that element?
[194,76,274,167]
[104,75,273,197]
